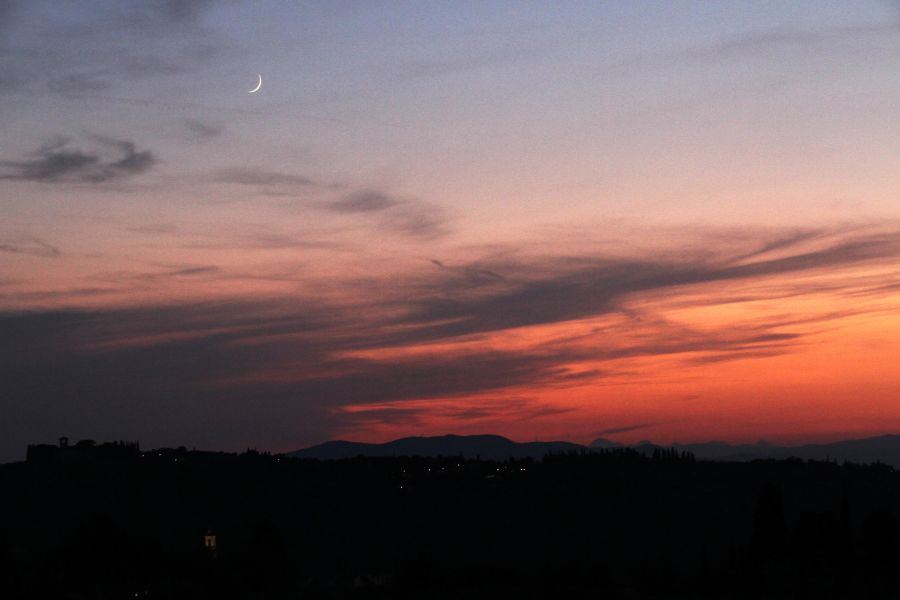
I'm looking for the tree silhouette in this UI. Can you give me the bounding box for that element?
[750,482,786,562]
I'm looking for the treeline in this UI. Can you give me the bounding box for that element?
[1,446,899,598]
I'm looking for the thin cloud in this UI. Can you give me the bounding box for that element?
[324,189,450,239]
[92,264,220,285]
[168,266,219,277]
[686,348,790,365]
[429,258,504,284]
[127,222,348,252]
[128,223,181,235]
[183,232,343,251]
[161,0,218,24]
[46,73,112,94]
[183,119,224,139]
[214,167,319,189]
[380,200,449,239]
[594,423,653,437]
[607,22,900,72]
[117,0,220,30]
[0,287,117,303]
[0,236,61,257]
[394,227,900,342]
[0,0,225,107]
[121,54,184,78]
[0,136,157,183]
[328,190,400,213]
[207,169,448,241]
[341,396,573,428]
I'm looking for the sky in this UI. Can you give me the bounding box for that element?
[2,1,900,461]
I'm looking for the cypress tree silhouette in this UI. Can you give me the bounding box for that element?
[0,530,19,598]
[750,482,786,563]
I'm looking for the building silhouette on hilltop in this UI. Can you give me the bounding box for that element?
[26,437,139,463]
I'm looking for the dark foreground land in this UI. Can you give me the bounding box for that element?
[3,444,900,599]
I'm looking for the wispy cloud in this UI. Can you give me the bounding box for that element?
[183,119,224,139]
[326,189,450,239]
[0,0,225,102]
[128,223,181,235]
[380,200,449,240]
[429,258,504,284]
[213,167,320,189]
[0,236,60,257]
[608,22,900,73]
[0,136,157,183]
[327,190,399,213]
[340,396,574,428]
[159,0,217,23]
[214,174,451,240]
[92,264,220,285]
[593,423,653,437]
[0,287,118,303]
[46,73,112,94]
[393,226,900,342]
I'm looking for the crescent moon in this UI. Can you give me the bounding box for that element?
[248,74,262,94]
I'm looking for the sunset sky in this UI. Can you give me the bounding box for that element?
[2,1,900,461]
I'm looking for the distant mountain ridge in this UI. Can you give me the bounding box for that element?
[291,433,900,467]
[660,434,900,467]
[288,434,581,461]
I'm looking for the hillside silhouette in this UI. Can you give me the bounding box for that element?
[293,432,900,467]
[4,438,900,597]
[289,433,583,460]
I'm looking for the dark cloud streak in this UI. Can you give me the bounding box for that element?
[328,190,399,213]
[183,119,224,139]
[594,423,653,436]
[214,167,320,189]
[395,229,900,343]
[0,236,60,257]
[0,136,157,183]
